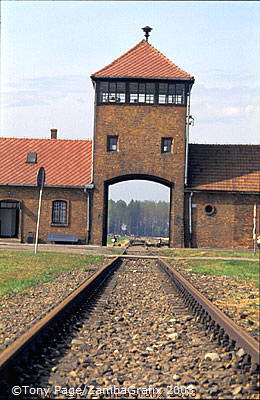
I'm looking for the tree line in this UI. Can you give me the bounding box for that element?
[108,199,170,237]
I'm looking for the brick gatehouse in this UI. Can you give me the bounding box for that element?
[0,35,259,248]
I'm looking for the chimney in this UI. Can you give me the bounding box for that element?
[50,128,57,139]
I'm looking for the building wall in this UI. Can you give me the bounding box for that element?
[0,186,88,243]
[91,104,187,247]
[185,192,260,248]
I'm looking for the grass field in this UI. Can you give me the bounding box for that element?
[0,251,104,297]
[0,247,259,297]
[159,248,259,259]
[179,259,259,286]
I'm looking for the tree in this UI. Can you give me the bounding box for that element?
[108,199,169,237]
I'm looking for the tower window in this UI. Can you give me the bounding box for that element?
[27,152,37,164]
[52,200,67,224]
[107,136,118,152]
[99,81,126,103]
[96,80,188,106]
[161,138,173,153]
[129,82,155,104]
[159,83,185,105]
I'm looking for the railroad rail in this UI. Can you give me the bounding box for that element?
[0,257,122,383]
[0,254,259,396]
[158,258,259,370]
[128,238,147,246]
[128,238,168,248]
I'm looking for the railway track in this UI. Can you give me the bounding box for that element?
[124,238,167,257]
[0,253,259,399]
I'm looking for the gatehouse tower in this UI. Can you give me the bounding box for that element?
[90,30,194,247]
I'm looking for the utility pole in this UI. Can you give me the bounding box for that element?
[253,203,257,254]
[35,167,46,254]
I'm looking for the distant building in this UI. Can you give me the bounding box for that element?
[0,35,259,248]
[0,134,93,244]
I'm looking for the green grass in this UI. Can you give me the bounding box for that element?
[0,251,105,297]
[159,248,259,259]
[182,259,260,286]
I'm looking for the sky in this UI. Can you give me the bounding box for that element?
[1,1,260,202]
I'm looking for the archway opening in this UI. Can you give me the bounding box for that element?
[105,176,171,246]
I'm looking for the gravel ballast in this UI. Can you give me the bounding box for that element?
[11,258,259,400]
[169,260,259,342]
[0,258,109,351]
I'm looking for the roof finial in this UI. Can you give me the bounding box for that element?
[142,26,152,42]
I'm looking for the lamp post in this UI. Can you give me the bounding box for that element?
[35,167,46,254]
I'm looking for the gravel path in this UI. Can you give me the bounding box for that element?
[14,259,259,399]
[0,258,109,352]
[169,260,259,342]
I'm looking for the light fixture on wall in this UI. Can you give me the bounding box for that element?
[188,116,194,126]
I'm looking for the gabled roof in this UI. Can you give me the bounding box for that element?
[1,139,258,192]
[188,144,260,192]
[0,138,93,187]
[91,40,193,80]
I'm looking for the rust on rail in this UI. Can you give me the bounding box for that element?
[0,256,121,373]
[0,255,259,379]
[158,258,260,365]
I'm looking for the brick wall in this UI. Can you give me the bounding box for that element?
[185,192,260,248]
[0,186,89,243]
[91,104,187,247]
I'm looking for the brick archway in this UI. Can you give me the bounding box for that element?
[102,174,174,246]
[105,174,174,188]
[90,103,188,248]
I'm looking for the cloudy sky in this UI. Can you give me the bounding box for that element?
[1,1,259,202]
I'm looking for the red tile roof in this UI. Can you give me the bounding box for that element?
[0,138,92,187]
[91,40,193,80]
[2,139,258,193]
[188,144,260,192]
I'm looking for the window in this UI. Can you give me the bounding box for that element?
[107,136,118,152]
[205,205,215,216]
[129,82,155,104]
[158,83,185,105]
[99,81,126,103]
[27,152,37,164]
[97,80,188,106]
[52,200,67,224]
[161,138,173,153]
[0,200,20,209]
